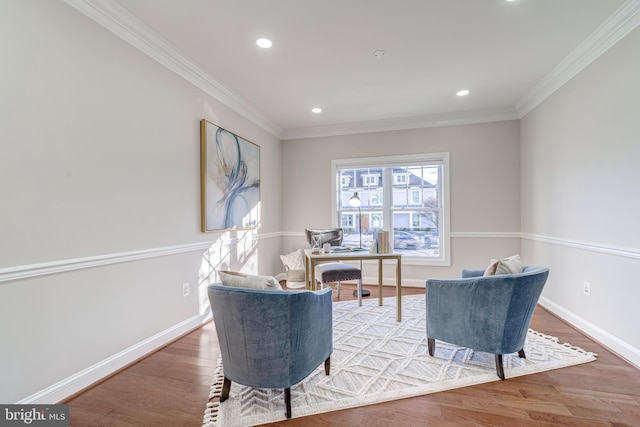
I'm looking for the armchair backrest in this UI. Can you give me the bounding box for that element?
[207,284,333,389]
[426,266,549,355]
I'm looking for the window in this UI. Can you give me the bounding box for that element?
[340,176,350,187]
[333,153,450,264]
[394,173,407,185]
[412,214,421,228]
[370,191,383,206]
[362,174,378,186]
[410,189,421,205]
[371,213,383,228]
[341,214,354,229]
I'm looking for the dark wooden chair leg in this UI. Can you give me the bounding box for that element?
[284,387,292,419]
[220,377,231,402]
[428,338,435,356]
[518,349,526,358]
[495,354,505,380]
[325,356,331,375]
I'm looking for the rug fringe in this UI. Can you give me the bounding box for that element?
[528,328,598,358]
[202,358,225,427]
[202,296,598,426]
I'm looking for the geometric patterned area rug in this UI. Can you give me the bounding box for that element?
[202,294,596,426]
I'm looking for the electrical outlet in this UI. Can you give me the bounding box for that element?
[182,282,190,298]
[583,282,591,297]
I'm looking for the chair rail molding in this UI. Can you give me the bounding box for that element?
[521,232,640,260]
[0,232,281,284]
[450,231,520,239]
[4,231,636,284]
[285,230,640,259]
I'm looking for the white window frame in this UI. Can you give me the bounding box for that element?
[331,152,451,266]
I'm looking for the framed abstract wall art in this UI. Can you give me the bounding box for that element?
[200,119,260,232]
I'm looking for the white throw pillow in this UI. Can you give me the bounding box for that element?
[495,254,522,275]
[279,249,306,288]
[218,271,283,290]
[280,249,305,271]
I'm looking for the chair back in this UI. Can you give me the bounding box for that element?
[207,284,333,389]
[426,266,549,355]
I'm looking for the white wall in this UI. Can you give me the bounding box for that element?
[0,1,281,403]
[520,26,640,364]
[282,121,522,284]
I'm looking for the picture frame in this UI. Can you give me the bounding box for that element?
[200,119,261,232]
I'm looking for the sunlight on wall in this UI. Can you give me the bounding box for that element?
[197,228,260,315]
[243,202,260,229]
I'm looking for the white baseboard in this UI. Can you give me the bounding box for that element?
[538,296,640,368]
[18,311,212,404]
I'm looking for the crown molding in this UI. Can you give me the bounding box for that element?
[282,107,520,140]
[63,0,284,139]
[64,0,640,141]
[516,0,640,116]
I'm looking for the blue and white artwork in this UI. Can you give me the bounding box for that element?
[201,120,260,232]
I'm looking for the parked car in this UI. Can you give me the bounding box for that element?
[393,231,422,249]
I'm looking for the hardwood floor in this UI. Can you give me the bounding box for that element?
[66,284,640,426]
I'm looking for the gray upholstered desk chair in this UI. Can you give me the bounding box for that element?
[315,262,363,300]
[305,228,364,302]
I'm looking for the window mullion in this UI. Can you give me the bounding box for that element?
[383,167,393,234]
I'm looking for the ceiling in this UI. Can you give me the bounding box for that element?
[74,0,636,139]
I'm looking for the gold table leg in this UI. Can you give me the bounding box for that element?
[378,259,383,306]
[396,258,402,321]
[310,259,317,291]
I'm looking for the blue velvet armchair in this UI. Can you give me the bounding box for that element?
[425,266,549,379]
[207,284,333,418]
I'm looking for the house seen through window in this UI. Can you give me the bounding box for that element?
[333,153,449,262]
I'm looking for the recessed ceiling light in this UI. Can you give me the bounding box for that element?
[256,38,272,48]
[456,89,470,97]
[311,107,322,114]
